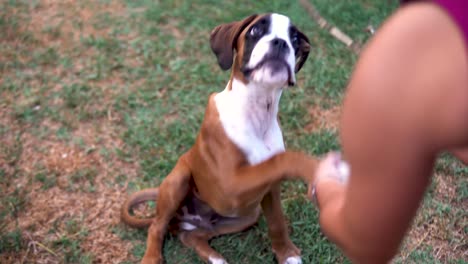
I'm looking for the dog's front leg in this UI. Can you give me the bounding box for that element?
[142,155,192,264]
[227,151,317,198]
[262,184,301,264]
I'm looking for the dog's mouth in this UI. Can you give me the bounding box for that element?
[242,58,294,86]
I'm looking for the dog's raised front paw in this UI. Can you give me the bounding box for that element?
[283,256,302,264]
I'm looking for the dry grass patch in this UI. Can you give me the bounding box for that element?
[28,0,127,52]
[397,173,467,263]
[0,114,141,263]
[305,105,341,132]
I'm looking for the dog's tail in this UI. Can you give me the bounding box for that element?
[120,187,159,228]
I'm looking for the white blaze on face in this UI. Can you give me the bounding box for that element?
[246,14,296,85]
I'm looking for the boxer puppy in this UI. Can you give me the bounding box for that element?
[121,13,315,264]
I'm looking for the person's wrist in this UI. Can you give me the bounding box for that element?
[309,152,350,209]
[315,178,346,210]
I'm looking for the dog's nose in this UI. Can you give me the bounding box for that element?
[272,38,287,51]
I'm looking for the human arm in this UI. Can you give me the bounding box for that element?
[313,2,468,263]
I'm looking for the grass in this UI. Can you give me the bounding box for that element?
[0,0,466,263]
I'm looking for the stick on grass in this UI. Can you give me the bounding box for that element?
[299,0,362,54]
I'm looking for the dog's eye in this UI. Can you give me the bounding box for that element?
[291,33,299,46]
[290,27,300,48]
[250,26,262,37]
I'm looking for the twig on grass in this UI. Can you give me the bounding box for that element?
[299,0,362,54]
[35,241,58,257]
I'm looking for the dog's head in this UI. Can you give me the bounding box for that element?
[210,13,310,87]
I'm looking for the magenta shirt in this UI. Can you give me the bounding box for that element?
[402,0,468,47]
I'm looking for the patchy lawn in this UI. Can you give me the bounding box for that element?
[0,0,466,263]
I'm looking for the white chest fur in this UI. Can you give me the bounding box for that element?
[214,78,285,165]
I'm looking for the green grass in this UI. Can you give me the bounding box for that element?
[1,0,466,263]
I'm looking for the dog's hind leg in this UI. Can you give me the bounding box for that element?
[141,154,192,264]
[179,208,260,264]
[179,231,227,264]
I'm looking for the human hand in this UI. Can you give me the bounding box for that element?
[308,152,350,206]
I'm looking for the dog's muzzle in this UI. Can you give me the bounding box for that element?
[242,38,295,86]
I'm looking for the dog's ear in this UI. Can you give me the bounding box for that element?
[210,14,258,71]
[294,29,310,73]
